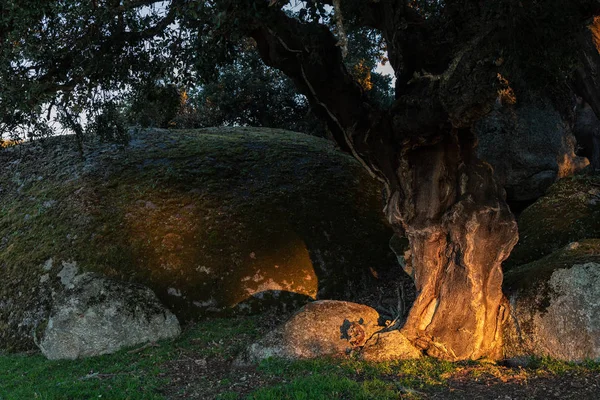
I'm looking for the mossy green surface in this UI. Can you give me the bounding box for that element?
[506,172,600,269]
[0,128,395,352]
[504,239,600,294]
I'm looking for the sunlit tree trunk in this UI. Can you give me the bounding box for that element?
[384,133,518,360]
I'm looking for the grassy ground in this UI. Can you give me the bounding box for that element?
[2,313,600,400]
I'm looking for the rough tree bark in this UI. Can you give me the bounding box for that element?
[574,18,600,170]
[232,0,600,360]
[392,134,518,359]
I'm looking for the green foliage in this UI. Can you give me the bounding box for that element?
[127,83,182,129]
[119,30,393,136]
[0,0,189,143]
[1,0,595,144]
[86,102,130,145]
[176,42,325,136]
[0,0,397,143]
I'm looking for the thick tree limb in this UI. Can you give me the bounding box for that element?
[244,2,465,193]
[248,6,398,190]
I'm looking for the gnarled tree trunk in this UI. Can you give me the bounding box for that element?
[574,18,600,170]
[386,133,518,360]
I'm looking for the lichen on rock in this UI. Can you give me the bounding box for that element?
[37,272,180,360]
[504,242,600,361]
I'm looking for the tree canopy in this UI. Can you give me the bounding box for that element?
[3,1,598,142]
[0,1,394,141]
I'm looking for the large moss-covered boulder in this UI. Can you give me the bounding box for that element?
[506,172,600,269]
[503,240,600,361]
[0,128,396,351]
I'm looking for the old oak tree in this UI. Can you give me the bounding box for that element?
[2,0,600,360]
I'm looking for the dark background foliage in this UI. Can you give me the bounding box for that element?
[1,1,393,144]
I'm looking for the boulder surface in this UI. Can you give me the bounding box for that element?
[239,300,381,363]
[506,173,600,269]
[238,300,421,364]
[37,265,180,360]
[504,240,600,361]
[475,101,587,203]
[361,330,422,362]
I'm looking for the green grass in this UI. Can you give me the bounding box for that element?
[0,316,261,400]
[527,356,600,375]
[258,356,455,385]
[255,356,456,398]
[0,350,167,400]
[0,314,467,400]
[249,374,401,400]
[251,356,600,399]
[2,314,600,400]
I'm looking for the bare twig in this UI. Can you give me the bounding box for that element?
[127,341,159,354]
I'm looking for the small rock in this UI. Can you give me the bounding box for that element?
[566,242,580,251]
[361,330,422,362]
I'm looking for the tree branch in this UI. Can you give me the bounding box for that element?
[247,5,398,190]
